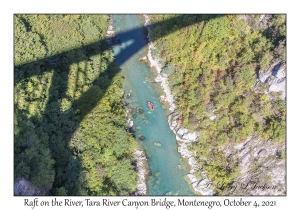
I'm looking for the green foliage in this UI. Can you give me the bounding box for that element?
[14,15,138,195]
[53,187,68,196]
[111,159,138,195]
[203,150,239,195]
[14,16,47,66]
[264,118,286,142]
[266,15,286,47]
[150,14,286,194]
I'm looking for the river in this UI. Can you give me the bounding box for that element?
[110,14,195,196]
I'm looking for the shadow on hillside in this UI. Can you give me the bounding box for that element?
[14,14,223,195]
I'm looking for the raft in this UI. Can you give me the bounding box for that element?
[147,101,154,111]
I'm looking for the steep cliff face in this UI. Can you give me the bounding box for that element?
[233,60,286,195]
[214,53,286,195]
[147,14,286,195]
[255,60,286,100]
[224,137,285,195]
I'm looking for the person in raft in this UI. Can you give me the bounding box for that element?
[147,101,154,111]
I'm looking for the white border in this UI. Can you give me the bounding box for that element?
[1,0,297,209]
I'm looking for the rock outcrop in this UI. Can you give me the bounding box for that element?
[134,150,148,195]
[255,60,286,100]
[223,137,286,195]
[143,14,286,196]
[14,178,47,196]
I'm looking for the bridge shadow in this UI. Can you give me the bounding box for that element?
[14,14,223,195]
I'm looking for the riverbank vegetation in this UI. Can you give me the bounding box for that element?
[149,14,286,195]
[14,14,138,195]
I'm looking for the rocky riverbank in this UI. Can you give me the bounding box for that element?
[143,14,214,195]
[143,14,286,196]
[106,15,147,196]
[134,149,148,195]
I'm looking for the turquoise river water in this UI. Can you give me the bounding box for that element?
[111,14,196,196]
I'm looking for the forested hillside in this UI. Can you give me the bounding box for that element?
[14,14,138,195]
[149,14,286,195]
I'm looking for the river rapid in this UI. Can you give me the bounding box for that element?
[110,14,196,195]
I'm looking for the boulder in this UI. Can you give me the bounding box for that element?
[138,135,145,140]
[139,56,148,63]
[154,142,162,147]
